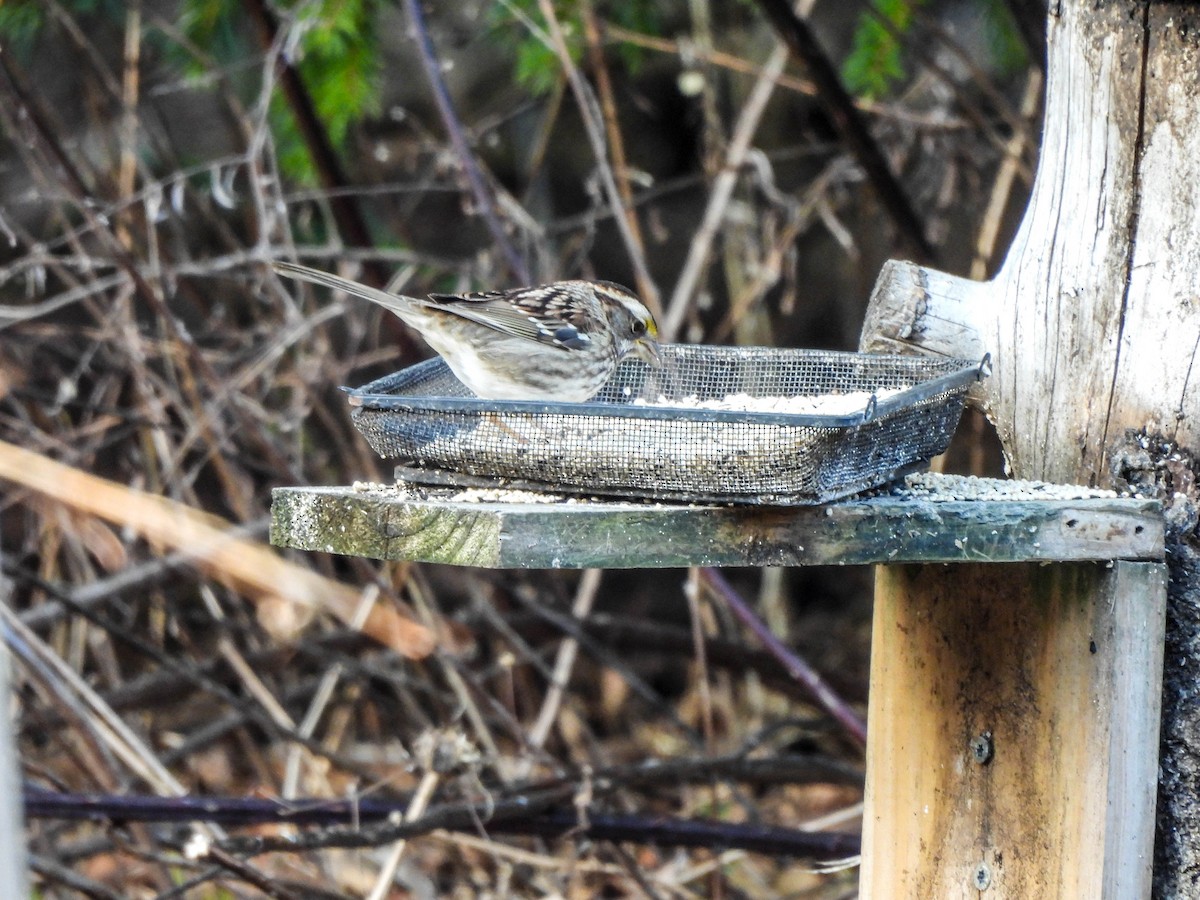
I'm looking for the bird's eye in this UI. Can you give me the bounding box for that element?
[630,319,647,337]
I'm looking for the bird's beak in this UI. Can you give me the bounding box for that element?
[633,338,663,367]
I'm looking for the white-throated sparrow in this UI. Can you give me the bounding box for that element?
[273,260,661,402]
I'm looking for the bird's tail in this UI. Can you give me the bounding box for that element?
[272,260,419,318]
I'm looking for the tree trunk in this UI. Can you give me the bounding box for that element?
[859,2,1200,894]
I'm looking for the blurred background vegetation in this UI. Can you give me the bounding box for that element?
[2,0,1032,895]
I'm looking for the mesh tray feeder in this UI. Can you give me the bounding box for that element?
[348,346,989,505]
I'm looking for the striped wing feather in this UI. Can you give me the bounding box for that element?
[427,284,597,351]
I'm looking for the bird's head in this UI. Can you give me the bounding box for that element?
[593,281,662,366]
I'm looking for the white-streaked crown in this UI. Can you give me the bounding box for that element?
[591,281,659,340]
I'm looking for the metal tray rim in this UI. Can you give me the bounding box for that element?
[346,349,988,429]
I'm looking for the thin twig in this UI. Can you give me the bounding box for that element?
[502,589,703,742]
[972,68,1043,280]
[0,440,435,656]
[578,1,655,304]
[711,156,849,342]
[31,781,863,860]
[535,0,661,314]
[0,50,305,490]
[243,0,385,279]
[662,43,789,341]
[366,765,441,900]
[116,0,142,248]
[605,22,816,96]
[488,607,867,706]
[684,568,716,749]
[911,9,1036,165]
[2,604,191,797]
[524,569,603,762]
[752,0,935,261]
[283,586,381,800]
[204,846,305,900]
[17,520,264,630]
[402,0,530,283]
[408,574,504,764]
[700,569,867,747]
[28,853,126,900]
[605,22,976,131]
[7,562,394,779]
[25,753,860,827]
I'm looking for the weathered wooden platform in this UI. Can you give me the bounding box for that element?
[271,474,1162,569]
[271,471,1166,897]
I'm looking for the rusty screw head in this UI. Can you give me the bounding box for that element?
[973,862,992,890]
[970,731,994,765]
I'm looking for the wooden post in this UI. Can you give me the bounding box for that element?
[856,3,1200,886]
[0,574,29,895]
[861,561,1165,898]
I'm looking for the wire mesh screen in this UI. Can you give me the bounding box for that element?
[348,346,985,504]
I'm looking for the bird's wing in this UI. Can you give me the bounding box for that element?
[275,262,599,351]
[427,284,596,351]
